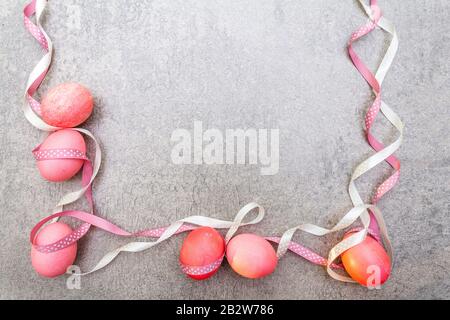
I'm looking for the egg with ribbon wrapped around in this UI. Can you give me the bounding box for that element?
[226,233,278,279]
[179,227,225,280]
[341,231,391,287]
[35,129,86,182]
[31,222,77,278]
[41,83,94,128]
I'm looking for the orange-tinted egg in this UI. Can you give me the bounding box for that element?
[179,227,225,280]
[341,232,391,287]
[226,234,277,279]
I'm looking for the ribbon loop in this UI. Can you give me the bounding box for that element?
[225,202,265,243]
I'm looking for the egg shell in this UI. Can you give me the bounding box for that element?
[179,227,225,280]
[31,222,77,278]
[41,83,94,128]
[37,129,86,182]
[226,233,277,279]
[341,232,391,287]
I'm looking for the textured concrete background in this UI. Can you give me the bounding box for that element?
[0,0,449,299]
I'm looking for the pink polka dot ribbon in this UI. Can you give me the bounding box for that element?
[347,0,401,237]
[30,211,194,254]
[180,255,225,277]
[32,147,88,161]
[30,131,97,253]
[24,0,50,117]
[266,237,343,269]
[24,0,103,259]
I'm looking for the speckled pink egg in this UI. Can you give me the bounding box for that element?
[37,129,86,182]
[31,222,77,278]
[41,83,94,127]
[226,234,278,279]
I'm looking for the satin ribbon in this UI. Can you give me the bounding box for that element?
[347,0,403,240]
[274,204,392,283]
[24,0,56,131]
[269,0,402,284]
[180,256,225,276]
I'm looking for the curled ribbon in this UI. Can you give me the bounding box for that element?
[273,204,392,283]
[348,0,403,238]
[265,0,402,284]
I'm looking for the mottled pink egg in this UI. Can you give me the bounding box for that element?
[37,129,86,182]
[226,234,278,279]
[41,83,94,128]
[31,222,77,278]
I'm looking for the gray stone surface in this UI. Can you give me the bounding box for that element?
[0,0,449,299]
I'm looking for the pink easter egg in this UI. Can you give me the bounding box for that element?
[37,129,86,182]
[31,222,77,278]
[226,233,278,279]
[341,231,391,287]
[179,227,225,280]
[41,83,94,128]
